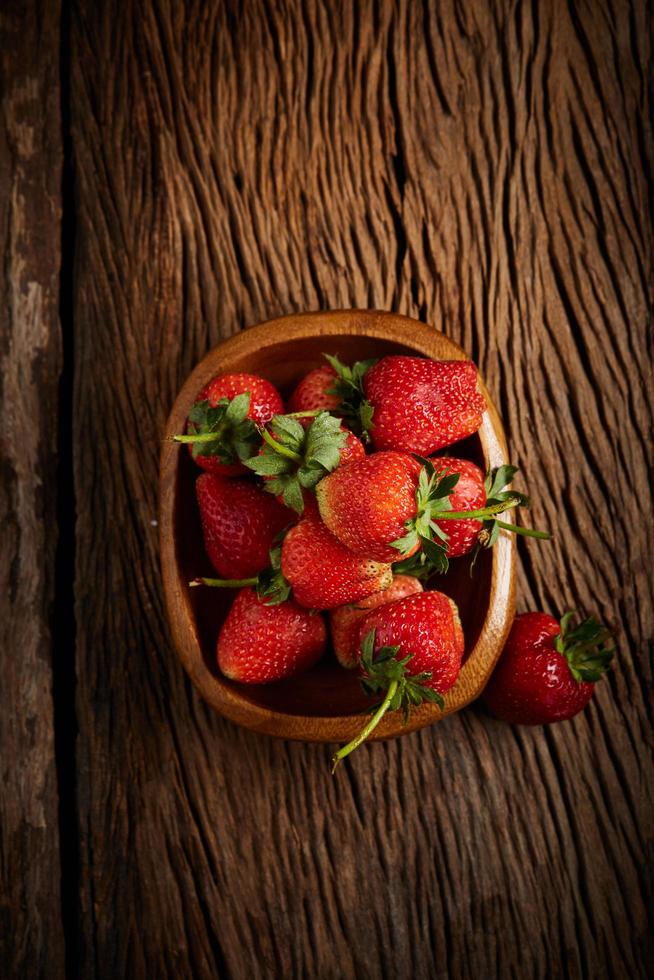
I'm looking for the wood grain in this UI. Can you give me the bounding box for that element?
[70,1,653,978]
[0,1,65,977]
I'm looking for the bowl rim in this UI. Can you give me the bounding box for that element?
[159,309,516,742]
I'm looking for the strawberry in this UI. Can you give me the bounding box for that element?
[193,499,393,610]
[316,451,423,562]
[330,575,423,669]
[280,500,393,609]
[332,591,465,768]
[174,373,284,476]
[482,611,614,725]
[198,373,283,428]
[364,356,485,453]
[245,411,364,514]
[196,473,291,579]
[287,365,341,413]
[217,588,326,683]
[325,353,485,453]
[335,429,365,467]
[428,457,485,557]
[318,455,550,574]
[356,592,464,694]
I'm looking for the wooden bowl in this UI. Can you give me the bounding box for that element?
[160,310,516,742]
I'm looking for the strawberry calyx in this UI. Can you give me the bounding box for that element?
[392,460,551,577]
[191,539,292,606]
[174,394,259,465]
[323,353,377,441]
[391,553,439,581]
[255,543,292,605]
[244,411,349,514]
[390,458,461,573]
[555,611,615,683]
[331,629,444,771]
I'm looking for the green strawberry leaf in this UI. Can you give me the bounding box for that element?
[182,396,259,462]
[358,629,445,714]
[244,453,293,476]
[323,353,377,438]
[390,528,420,556]
[359,401,375,434]
[256,543,292,605]
[231,437,254,461]
[269,414,305,451]
[555,611,615,683]
[323,353,376,392]
[224,392,251,425]
[187,399,225,429]
[428,520,450,544]
[390,552,437,581]
[303,411,347,472]
[281,480,305,515]
[257,569,291,605]
[390,461,458,575]
[252,410,350,514]
[296,466,324,489]
[484,464,518,498]
[420,537,450,574]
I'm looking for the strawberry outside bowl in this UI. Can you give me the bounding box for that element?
[159,310,516,743]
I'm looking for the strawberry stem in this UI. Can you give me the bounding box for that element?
[284,410,322,418]
[190,576,258,588]
[173,431,223,445]
[438,499,521,520]
[260,426,302,461]
[495,519,551,539]
[331,680,398,772]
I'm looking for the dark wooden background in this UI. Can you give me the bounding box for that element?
[1,1,652,977]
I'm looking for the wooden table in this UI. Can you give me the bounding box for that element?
[2,2,652,977]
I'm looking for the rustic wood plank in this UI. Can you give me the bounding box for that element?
[71,1,653,977]
[0,1,65,977]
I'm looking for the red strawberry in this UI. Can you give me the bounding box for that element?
[246,411,364,514]
[196,473,291,579]
[483,611,614,725]
[287,365,341,413]
[338,429,365,466]
[316,451,422,562]
[175,373,284,476]
[330,575,423,668]
[325,354,485,453]
[281,500,393,609]
[356,591,464,693]
[332,591,465,768]
[318,455,550,575]
[200,373,283,424]
[217,588,326,683]
[429,457,485,557]
[364,356,485,453]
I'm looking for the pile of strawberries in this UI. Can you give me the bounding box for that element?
[176,353,613,765]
